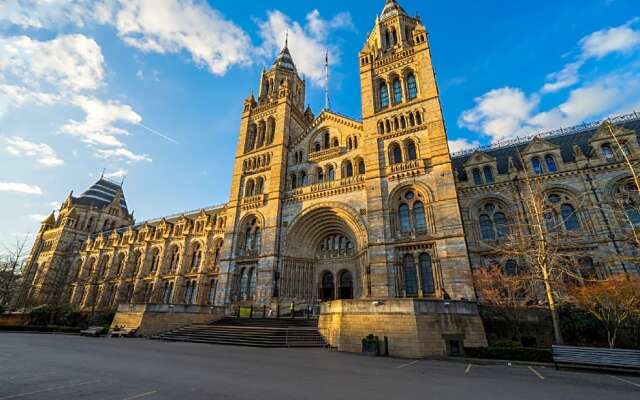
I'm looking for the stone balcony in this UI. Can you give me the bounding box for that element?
[308,146,343,162]
[241,193,267,210]
[385,159,429,180]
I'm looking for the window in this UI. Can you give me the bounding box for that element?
[392,78,402,103]
[399,204,411,233]
[403,254,418,296]
[602,144,615,162]
[472,168,482,185]
[345,161,353,178]
[379,82,389,108]
[290,174,297,190]
[358,160,366,175]
[406,73,417,100]
[483,166,494,184]
[391,143,403,164]
[479,215,494,240]
[545,154,557,172]
[191,244,202,270]
[253,228,261,250]
[419,253,435,294]
[162,281,173,304]
[314,142,321,152]
[544,210,559,232]
[333,138,339,147]
[327,166,335,181]
[317,168,324,183]
[494,212,509,238]
[561,203,580,231]
[531,157,543,175]
[207,279,218,304]
[413,201,427,231]
[504,260,518,276]
[407,141,417,161]
[300,171,308,186]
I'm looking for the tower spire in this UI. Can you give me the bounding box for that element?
[285,30,289,48]
[324,50,330,111]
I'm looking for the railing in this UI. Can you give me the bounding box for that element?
[451,111,640,158]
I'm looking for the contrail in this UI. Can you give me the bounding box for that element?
[136,122,179,144]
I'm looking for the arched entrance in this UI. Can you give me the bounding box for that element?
[338,270,353,299]
[282,205,368,303]
[319,271,334,301]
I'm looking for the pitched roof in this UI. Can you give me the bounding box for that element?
[381,0,408,20]
[451,113,640,181]
[73,177,129,214]
[272,45,297,72]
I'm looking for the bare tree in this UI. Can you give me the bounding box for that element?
[486,151,594,344]
[0,235,30,310]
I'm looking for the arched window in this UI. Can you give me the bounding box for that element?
[504,260,518,276]
[245,179,254,197]
[253,228,261,250]
[150,250,159,272]
[379,82,389,108]
[406,73,417,100]
[419,253,435,294]
[266,118,276,144]
[406,141,417,161]
[345,161,354,177]
[545,154,557,173]
[399,204,411,233]
[403,254,418,296]
[531,157,543,175]
[332,138,339,147]
[323,131,330,149]
[408,113,415,126]
[358,160,366,175]
[162,281,173,304]
[314,142,321,152]
[602,143,615,162]
[290,174,297,190]
[316,168,324,183]
[472,168,482,185]
[561,203,580,231]
[483,166,494,184]
[479,214,494,240]
[390,143,403,164]
[544,210,559,232]
[347,137,353,150]
[255,177,264,194]
[246,123,257,151]
[300,171,308,186]
[415,111,422,125]
[320,271,334,301]
[494,212,509,238]
[353,137,358,148]
[246,267,256,299]
[413,201,427,231]
[338,271,353,299]
[378,122,384,134]
[392,78,402,104]
[191,244,202,270]
[170,247,180,272]
[327,166,335,181]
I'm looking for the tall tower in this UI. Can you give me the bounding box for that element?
[359,0,475,300]
[216,42,309,306]
[15,177,134,308]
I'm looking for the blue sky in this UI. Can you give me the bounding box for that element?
[1,0,639,251]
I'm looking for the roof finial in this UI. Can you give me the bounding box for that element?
[285,30,289,48]
[100,168,105,179]
[121,175,126,186]
[324,50,330,111]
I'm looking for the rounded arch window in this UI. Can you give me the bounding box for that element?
[531,157,543,175]
[483,166,494,184]
[390,143,403,164]
[403,254,418,296]
[357,159,366,175]
[379,82,389,108]
[614,179,640,227]
[602,143,615,162]
[242,217,262,254]
[478,202,510,240]
[392,78,403,104]
[406,140,417,161]
[406,73,417,100]
[344,161,354,178]
[545,154,557,172]
[397,189,429,235]
[545,193,580,232]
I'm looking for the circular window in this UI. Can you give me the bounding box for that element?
[484,203,495,213]
[405,191,414,200]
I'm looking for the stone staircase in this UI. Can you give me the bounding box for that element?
[157,317,326,348]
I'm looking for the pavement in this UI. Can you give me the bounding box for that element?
[0,333,638,400]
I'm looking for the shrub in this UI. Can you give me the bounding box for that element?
[464,345,552,363]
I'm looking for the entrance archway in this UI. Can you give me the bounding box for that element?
[282,204,368,303]
[338,270,353,299]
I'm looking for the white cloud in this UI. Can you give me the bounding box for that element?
[61,96,142,147]
[114,0,252,75]
[0,84,60,119]
[29,213,48,222]
[4,136,64,167]
[105,168,127,178]
[458,87,539,140]
[95,148,151,163]
[256,9,353,85]
[542,61,582,93]
[448,138,480,153]
[48,201,60,208]
[0,34,105,92]
[0,181,43,195]
[0,0,115,28]
[542,20,640,93]
[580,21,640,59]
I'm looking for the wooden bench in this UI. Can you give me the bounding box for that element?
[552,345,640,371]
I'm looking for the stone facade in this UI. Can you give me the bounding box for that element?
[13,0,640,355]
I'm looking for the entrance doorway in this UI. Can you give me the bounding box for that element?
[319,271,334,301]
[338,270,353,299]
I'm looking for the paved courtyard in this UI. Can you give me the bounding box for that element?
[0,333,638,400]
